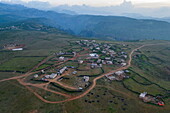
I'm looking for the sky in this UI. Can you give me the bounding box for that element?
[1,0,170,7]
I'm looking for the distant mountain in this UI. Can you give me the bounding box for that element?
[48,2,170,18]
[2,0,170,18]
[121,13,155,19]
[0,18,71,36]
[1,3,170,41]
[160,17,170,23]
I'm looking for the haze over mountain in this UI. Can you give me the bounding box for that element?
[1,2,170,41]
[1,0,170,18]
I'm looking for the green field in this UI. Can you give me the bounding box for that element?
[0,57,45,72]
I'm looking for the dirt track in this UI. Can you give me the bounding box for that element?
[0,43,166,104]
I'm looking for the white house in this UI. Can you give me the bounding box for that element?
[79,60,84,64]
[89,53,99,58]
[84,76,90,82]
[115,71,124,76]
[34,74,39,78]
[139,92,147,98]
[12,48,23,51]
[121,63,127,67]
[45,73,57,79]
[58,66,67,75]
[59,56,65,61]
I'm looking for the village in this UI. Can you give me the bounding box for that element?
[30,40,130,89]
[4,39,165,106]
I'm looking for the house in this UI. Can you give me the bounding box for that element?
[11,47,22,51]
[97,59,102,63]
[4,43,25,50]
[73,52,76,57]
[79,60,84,64]
[109,50,116,54]
[105,57,111,60]
[102,51,107,54]
[58,66,67,75]
[72,71,77,75]
[122,55,128,59]
[102,60,106,64]
[157,101,165,106]
[98,64,102,67]
[125,70,130,73]
[106,61,113,64]
[59,56,65,61]
[41,70,45,73]
[121,51,126,55]
[121,63,127,67]
[91,63,98,68]
[89,53,99,59]
[45,73,57,79]
[45,75,50,79]
[115,71,124,76]
[106,75,116,80]
[139,92,147,98]
[41,78,48,81]
[67,66,75,68]
[139,92,165,106]
[96,47,100,50]
[49,73,57,79]
[34,74,39,78]
[79,87,83,90]
[90,47,93,50]
[83,76,90,82]
[121,59,125,63]
[92,40,96,43]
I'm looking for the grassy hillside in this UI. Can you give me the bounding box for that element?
[131,43,170,89]
[0,24,79,73]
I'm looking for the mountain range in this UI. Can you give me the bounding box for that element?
[0,3,170,41]
[2,0,170,18]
